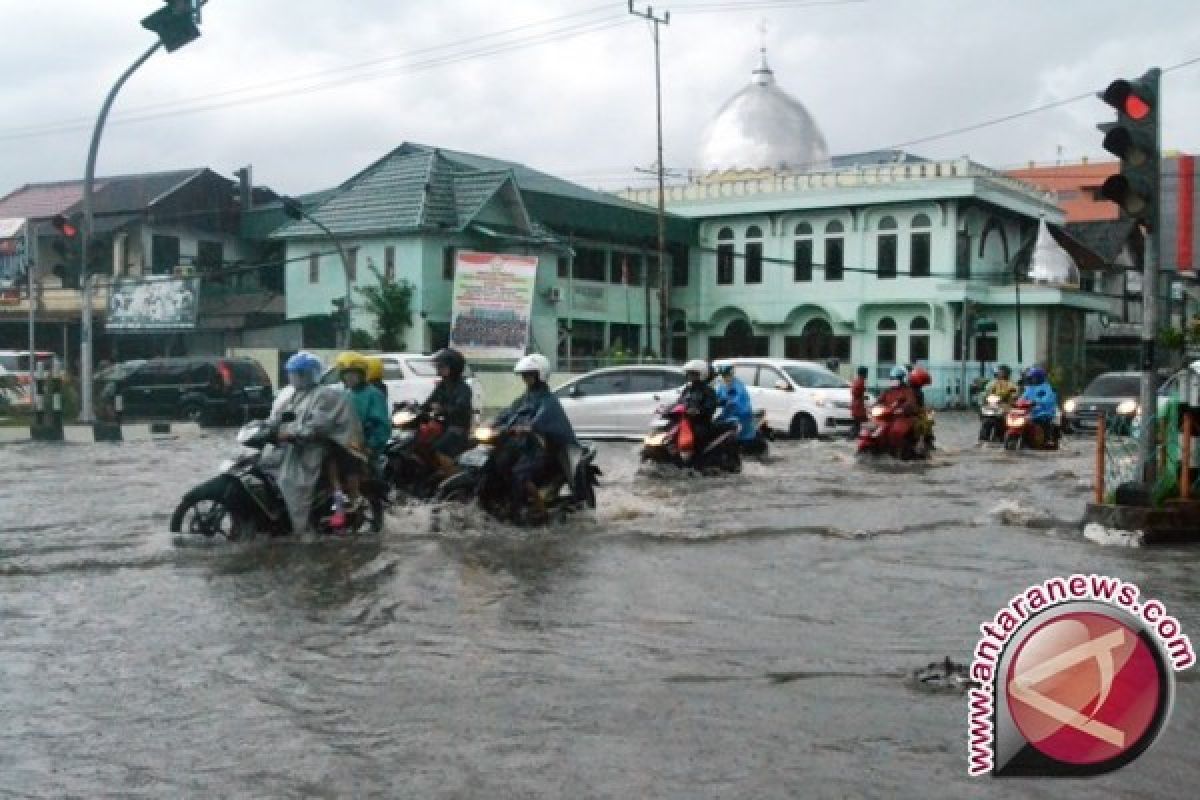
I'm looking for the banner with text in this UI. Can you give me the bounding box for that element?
[107,275,200,331]
[449,251,538,360]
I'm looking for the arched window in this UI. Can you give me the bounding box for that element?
[709,317,767,359]
[794,222,813,282]
[717,227,734,285]
[877,316,898,365]
[784,317,851,361]
[824,220,844,281]
[911,214,932,278]
[877,216,898,279]
[909,315,930,362]
[956,220,971,280]
[744,225,763,284]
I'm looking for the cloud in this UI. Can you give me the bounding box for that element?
[1,0,1198,198]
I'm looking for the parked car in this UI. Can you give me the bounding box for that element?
[713,358,855,438]
[0,350,56,410]
[319,352,485,419]
[1062,371,1141,433]
[554,365,686,439]
[94,356,273,424]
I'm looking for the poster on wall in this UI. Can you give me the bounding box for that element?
[107,275,199,331]
[449,251,538,360]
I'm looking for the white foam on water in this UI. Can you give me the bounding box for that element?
[1082,522,1144,547]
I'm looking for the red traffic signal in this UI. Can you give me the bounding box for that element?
[51,214,78,238]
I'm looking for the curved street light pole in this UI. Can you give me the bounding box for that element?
[282,199,353,348]
[78,41,162,423]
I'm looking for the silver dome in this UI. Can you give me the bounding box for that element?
[698,50,832,174]
[1027,218,1080,288]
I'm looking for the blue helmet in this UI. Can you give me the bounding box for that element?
[1026,366,1047,384]
[285,351,322,377]
[889,365,908,381]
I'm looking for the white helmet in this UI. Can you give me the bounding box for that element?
[514,353,551,382]
[683,359,709,378]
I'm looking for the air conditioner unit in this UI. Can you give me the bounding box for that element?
[544,287,562,304]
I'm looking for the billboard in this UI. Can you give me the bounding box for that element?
[449,251,538,360]
[107,275,199,331]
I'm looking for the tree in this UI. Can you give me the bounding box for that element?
[357,266,414,351]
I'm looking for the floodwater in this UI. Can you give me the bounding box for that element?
[1,414,1197,798]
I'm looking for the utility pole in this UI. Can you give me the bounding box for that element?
[628,1,670,361]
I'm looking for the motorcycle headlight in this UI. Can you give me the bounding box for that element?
[474,425,496,443]
[870,406,886,418]
[392,410,416,427]
[1116,399,1139,416]
[986,394,1000,405]
[1063,398,1077,413]
[1007,415,1025,427]
[644,432,669,447]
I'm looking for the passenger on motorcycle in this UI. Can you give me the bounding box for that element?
[678,359,721,449]
[1019,366,1060,446]
[714,363,756,445]
[985,365,1019,405]
[270,351,366,534]
[420,348,475,479]
[496,353,578,522]
[908,365,935,448]
[329,352,389,527]
[365,355,387,397]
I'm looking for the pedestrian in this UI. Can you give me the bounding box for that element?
[850,366,869,438]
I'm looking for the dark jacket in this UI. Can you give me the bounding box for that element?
[497,382,578,449]
[423,377,474,432]
[678,380,718,431]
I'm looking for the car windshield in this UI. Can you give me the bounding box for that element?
[784,366,848,389]
[1083,375,1141,397]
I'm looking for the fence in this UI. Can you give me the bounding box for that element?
[1095,399,1199,506]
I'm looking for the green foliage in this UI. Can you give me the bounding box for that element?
[1159,326,1187,351]
[349,329,375,350]
[356,266,414,352]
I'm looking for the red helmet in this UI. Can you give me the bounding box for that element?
[909,366,932,388]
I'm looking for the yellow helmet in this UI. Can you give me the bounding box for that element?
[334,351,369,376]
[365,356,384,384]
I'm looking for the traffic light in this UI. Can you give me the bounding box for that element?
[51,214,78,238]
[1097,68,1161,229]
[141,0,201,53]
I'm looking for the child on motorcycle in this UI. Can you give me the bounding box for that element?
[330,352,389,528]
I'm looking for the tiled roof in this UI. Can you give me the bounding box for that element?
[1065,219,1136,264]
[0,182,84,219]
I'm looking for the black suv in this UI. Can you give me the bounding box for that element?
[94,357,274,424]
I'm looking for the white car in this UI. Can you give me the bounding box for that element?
[320,352,485,419]
[713,357,855,438]
[0,350,56,410]
[554,365,686,439]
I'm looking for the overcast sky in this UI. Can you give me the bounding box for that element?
[2,0,1198,198]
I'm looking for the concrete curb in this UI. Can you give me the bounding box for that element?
[0,422,208,444]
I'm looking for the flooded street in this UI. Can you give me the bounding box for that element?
[2,413,1198,798]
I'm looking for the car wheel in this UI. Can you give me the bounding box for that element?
[789,413,818,439]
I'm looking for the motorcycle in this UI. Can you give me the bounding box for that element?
[978,393,1011,443]
[384,403,451,499]
[640,402,742,472]
[1003,398,1059,451]
[434,418,600,524]
[856,401,928,460]
[169,414,387,539]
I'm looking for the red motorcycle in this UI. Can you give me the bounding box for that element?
[856,401,927,460]
[1003,398,1058,451]
[641,402,741,472]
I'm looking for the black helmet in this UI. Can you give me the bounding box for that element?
[432,347,465,378]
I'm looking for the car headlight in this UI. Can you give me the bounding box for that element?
[1063,398,1077,413]
[474,425,496,443]
[1116,399,1139,416]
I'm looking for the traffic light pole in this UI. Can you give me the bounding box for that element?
[1139,229,1159,485]
[79,41,162,423]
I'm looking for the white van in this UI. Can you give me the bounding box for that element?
[713,358,856,438]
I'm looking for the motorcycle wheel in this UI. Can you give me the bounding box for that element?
[177,497,249,541]
[1004,435,1018,451]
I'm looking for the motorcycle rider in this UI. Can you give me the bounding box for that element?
[495,353,578,522]
[419,347,475,479]
[714,363,756,450]
[269,352,366,534]
[908,365,935,450]
[985,365,1019,405]
[1020,366,1060,446]
[879,365,919,415]
[329,352,389,527]
[678,359,721,452]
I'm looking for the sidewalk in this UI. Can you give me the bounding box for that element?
[0,421,206,444]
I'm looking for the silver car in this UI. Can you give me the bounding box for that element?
[555,365,686,439]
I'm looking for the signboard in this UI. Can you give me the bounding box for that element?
[449,251,538,360]
[107,275,199,331]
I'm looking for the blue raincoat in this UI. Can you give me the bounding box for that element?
[1021,383,1058,422]
[716,377,756,442]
